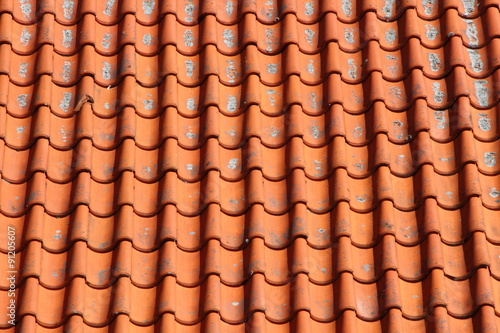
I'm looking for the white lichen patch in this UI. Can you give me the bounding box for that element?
[432,82,445,103]
[304,1,314,16]
[484,152,497,167]
[142,0,155,15]
[223,29,235,48]
[59,92,72,112]
[386,54,398,73]
[433,110,447,129]
[385,29,397,44]
[62,30,73,48]
[62,0,74,20]
[227,95,237,112]
[382,0,395,18]
[304,29,315,46]
[227,158,239,169]
[307,60,315,74]
[103,0,116,16]
[143,99,154,110]
[461,0,476,16]
[226,60,237,83]
[17,94,29,108]
[267,89,277,106]
[102,33,112,49]
[19,0,31,18]
[62,61,71,82]
[186,98,196,111]
[184,3,195,20]
[474,80,489,107]
[490,188,500,198]
[142,33,153,45]
[264,0,274,21]
[102,62,112,80]
[311,125,321,139]
[226,1,233,16]
[310,92,318,109]
[388,86,403,100]
[422,0,436,15]
[342,0,352,16]
[425,24,439,40]
[20,28,32,46]
[344,28,355,44]
[183,30,194,47]
[467,49,483,73]
[478,113,491,131]
[428,53,441,72]
[347,59,357,79]
[185,60,195,78]
[267,63,279,74]
[464,19,479,47]
[19,63,28,78]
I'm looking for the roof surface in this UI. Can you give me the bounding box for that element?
[1,0,500,331]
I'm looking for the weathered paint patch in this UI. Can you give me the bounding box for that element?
[425,24,439,40]
[478,113,491,131]
[19,63,28,78]
[183,30,194,47]
[344,28,355,44]
[484,152,497,167]
[467,49,483,73]
[62,61,71,82]
[464,19,479,46]
[227,95,237,112]
[62,0,74,20]
[427,53,441,72]
[103,0,116,16]
[342,0,352,16]
[102,62,112,80]
[474,80,488,107]
[185,60,195,78]
[62,30,73,48]
[432,82,445,103]
[385,29,397,44]
[60,92,72,112]
[102,33,112,49]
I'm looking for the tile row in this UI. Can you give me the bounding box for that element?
[4,308,500,333]
[2,232,500,289]
[1,8,500,57]
[1,164,500,217]
[0,197,498,252]
[1,69,500,119]
[2,37,500,87]
[1,0,498,26]
[2,100,500,152]
[0,269,499,325]
[2,130,500,184]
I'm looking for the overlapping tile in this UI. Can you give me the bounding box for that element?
[2,0,500,331]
